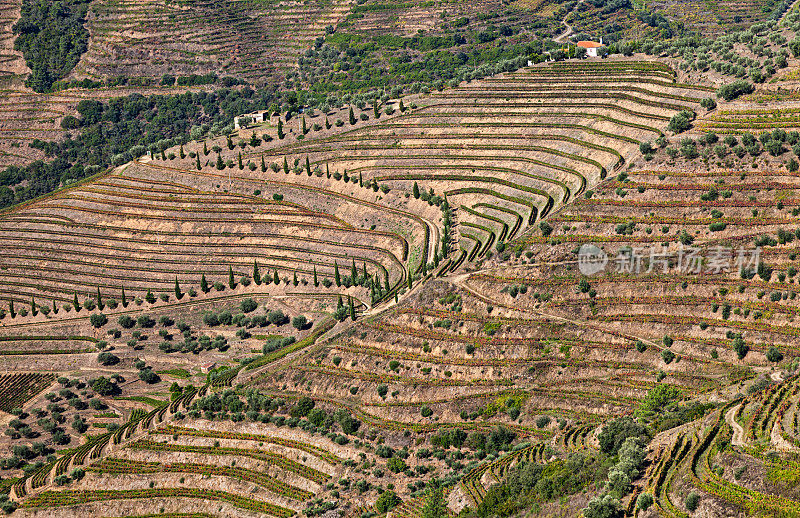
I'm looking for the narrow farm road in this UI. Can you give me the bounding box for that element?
[726,405,745,447]
[554,0,583,43]
[555,20,573,43]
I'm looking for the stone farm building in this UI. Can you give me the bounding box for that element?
[234,110,270,129]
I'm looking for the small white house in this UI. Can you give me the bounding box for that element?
[234,110,269,130]
[577,39,605,58]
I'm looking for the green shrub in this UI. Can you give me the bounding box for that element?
[685,491,700,512]
[375,490,401,512]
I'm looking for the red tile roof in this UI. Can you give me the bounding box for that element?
[577,41,604,48]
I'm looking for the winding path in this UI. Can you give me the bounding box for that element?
[726,404,745,447]
[554,0,583,43]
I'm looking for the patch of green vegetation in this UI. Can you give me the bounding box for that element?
[113,396,167,408]
[13,0,91,92]
[767,465,800,487]
[482,322,502,336]
[156,368,191,379]
[482,393,527,418]
[465,451,613,516]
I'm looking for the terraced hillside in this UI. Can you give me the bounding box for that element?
[520,166,800,359]
[248,60,708,271]
[696,104,800,134]
[78,0,352,84]
[339,0,552,36]
[640,375,800,517]
[644,0,790,33]
[7,50,800,517]
[14,413,350,517]
[0,60,707,309]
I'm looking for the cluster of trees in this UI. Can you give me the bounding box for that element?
[295,28,554,96]
[202,306,292,329]
[718,79,755,101]
[467,449,611,516]
[134,359,160,384]
[634,17,795,85]
[580,418,651,517]
[188,390,362,437]
[2,85,309,208]
[2,376,115,477]
[13,0,91,92]
[662,128,800,163]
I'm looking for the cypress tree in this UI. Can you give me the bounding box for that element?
[121,287,127,307]
[399,99,405,112]
[273,270,279,285]
[359,173,363,187]
[293,272,298,286]
[325,116,331,129]
[145,289,156,304]
[161,148,166,160]
[260,156,266,172]
[349,106,356,125]
[216,153,224,170]
[412,181,420,198]
[200,274,209,293]
[408,269,413,290]
[180,144,185,159]
[313,266,318,287]
[96,286,103,309]
[278,118,285,139]
[203,142,209,156]
[283,157,289,174]
[30,297,36,316]
[385,272,390,292]
[349,295,356,320]
[374,102,380,119]
[73,292,80,311]
[362,262,368,279]
[52,299,57,314]
[337,294,343,308]
[334,262,341,286]
[196,155,201,170]
[238,152,243,170]
[228,266,235,289]
[253,260,261,285]
[351,259,357,281]
[326,163,331,178]
[227,135,234,150]
[301,117,308,134]
[305,156,311,175]
[174,277,182,299]
[8,300,14,318]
